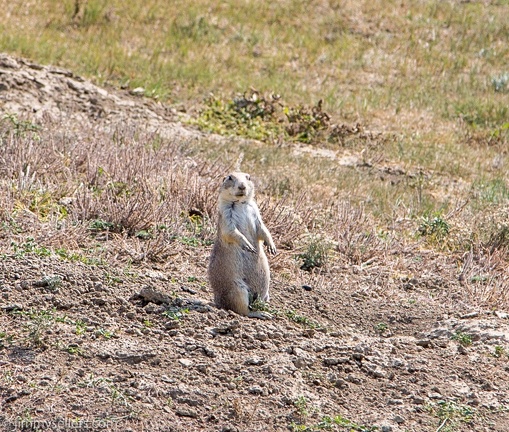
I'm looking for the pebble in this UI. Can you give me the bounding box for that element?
[248,386,264,395]
[323,357,350,366]
[176,408,198,418]
[416,339,432,348]
[254,332,268,341]
[461,312,479,319]
[245,357,266,366]
[393,415,405,424]
[164,321,180,330]
[411,396,425,405]
[178,359,193,367]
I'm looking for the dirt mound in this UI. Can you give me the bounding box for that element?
[1,53,509,432]
[0,52,196,141]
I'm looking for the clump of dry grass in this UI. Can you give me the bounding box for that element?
[331,202,390,265]
[460,249,509,308]
[0,116,225,262]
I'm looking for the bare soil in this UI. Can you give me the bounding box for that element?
[1,54,509,432]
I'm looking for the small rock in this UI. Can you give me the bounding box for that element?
[460,312,479,319]
[33,275,62,291]
[393,415,405,424]
[203,346,216,358]
[248,386,264,395]
[164,321,180,330]
[416,339,432,348]
[323,357,350,366]
[457,345,468,355]
[411,396,425,405]
[130,87,145,96]
[212,320,240,335]
[91,297,106,306]
[178,359,193,367]
[294,358,308,369]
[352,352,364,361]
[387,398,404,405]
[161,375,174,383]
[0,55,19,68]
[176,408,198,418]
[254,332,268,341]
[494,311,508,319]
[245,357,266,366]
[196,364,208,374]
[181,286,197,295]
[332,378,349,389]
[115,352,157,364]
[345,374,362,384]
[134,286,171,304]
[1,304,23,312]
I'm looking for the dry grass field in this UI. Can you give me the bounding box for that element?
[1,1,509,431]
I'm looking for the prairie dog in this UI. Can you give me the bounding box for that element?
[208,172,276,319]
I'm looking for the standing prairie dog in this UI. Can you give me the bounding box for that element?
[208,172,277,319]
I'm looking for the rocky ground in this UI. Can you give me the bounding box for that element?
[1,54,509,432]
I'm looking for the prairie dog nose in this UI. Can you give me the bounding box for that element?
[238,183,246,191]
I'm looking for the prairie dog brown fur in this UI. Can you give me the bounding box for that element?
[208,172,276,319]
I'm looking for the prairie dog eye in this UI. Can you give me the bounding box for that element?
[245,174,251,181]
[224,175,233,182]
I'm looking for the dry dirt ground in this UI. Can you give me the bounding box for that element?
[1,54,509,432]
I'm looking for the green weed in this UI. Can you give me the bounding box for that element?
[193,91,353,145]
[19,309,57,347]
[143,319,154,328]
[492,72,509,93]
[286,310,320,329]
[66,344,83,355]
[418,213,450,244]
[492,345,508,359]
[290,414,378,431]
[451,332,473,347]
[472,178,509,205]
[298,236,332,272]
[79,374,133,407]
[96,328,114,339]
[89,219,116,232]
[0,331,14,349]
[294,396,312,418]
[427,400,475,431]
[374,323,389,334]
[162,307,189,321]
[11,237,51,258]
[55,247,105,266]
[75,320,87,336]
[2,113,41,138]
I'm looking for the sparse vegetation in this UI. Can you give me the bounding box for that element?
[418,213,450,246]
[290,413,379,432]
[451,332,473,347]
[427,400,475,432]
[162,307,190,321]
[374,323,388,334]
[298,236,332,272]
[286,310,321,329]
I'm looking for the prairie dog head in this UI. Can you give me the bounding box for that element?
[219,172,254,203]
